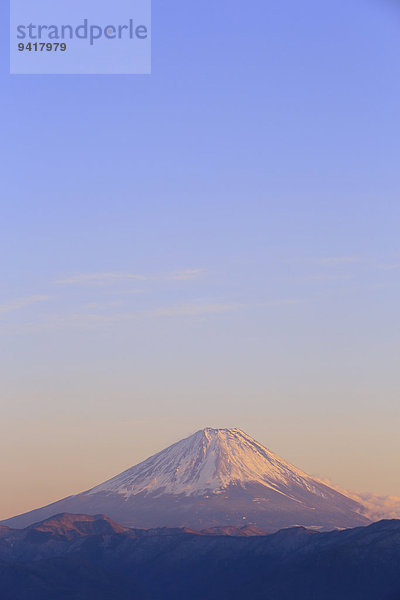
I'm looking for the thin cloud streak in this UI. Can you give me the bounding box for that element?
[111,289,145,295]
[56,268,205,286]
[377,263,400,272]
[167,269,205,281]
[314,256,361,266]
[150,303,242,317]
[0,302,243,335]
[0,295,51,316]
[56,272,149,285]
[265,298,305,307]
[300,273,353,283]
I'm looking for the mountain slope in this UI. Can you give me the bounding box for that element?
[2,427,370,531]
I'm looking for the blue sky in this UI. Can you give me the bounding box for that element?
[1,0,400,517]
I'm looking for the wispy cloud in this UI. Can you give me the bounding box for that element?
[81,301,124,310]
[353,492,400,521]
[377,263,400,272]
[111,289,145,296]
[166,269,205,281]
[56,268,204,286]
[0,295,51,317]
[313,256,400,274]
[0,301,243,335]
[265,298,305,307]
[300,273,353,283]
[150,303,242,317]
[319,478,400,520]
[314,256,361,267]
[56,272,149,285]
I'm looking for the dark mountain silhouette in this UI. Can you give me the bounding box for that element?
[0,513,400,599]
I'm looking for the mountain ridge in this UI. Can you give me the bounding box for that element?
[0,514,400,600]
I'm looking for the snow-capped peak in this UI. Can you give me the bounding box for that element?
[87,427,321,498]
[3,427,370,532]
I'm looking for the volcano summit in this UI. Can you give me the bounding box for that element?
[2,428,370,531]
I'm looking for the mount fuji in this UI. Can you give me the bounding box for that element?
[2,428,370,531]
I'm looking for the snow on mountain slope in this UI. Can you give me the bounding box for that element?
[88,427,325,499]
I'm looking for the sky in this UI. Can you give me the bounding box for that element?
[1,0,400,520]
